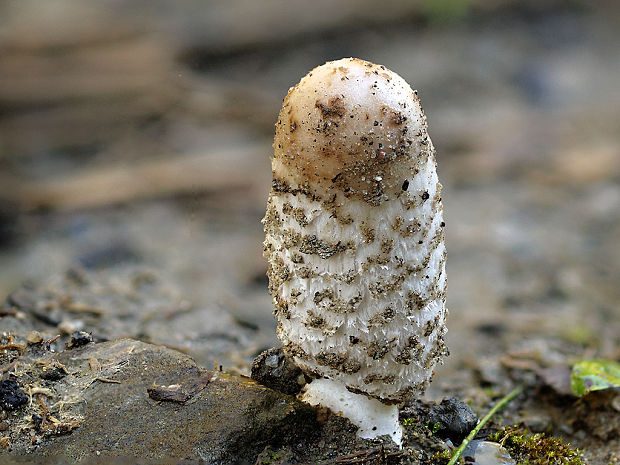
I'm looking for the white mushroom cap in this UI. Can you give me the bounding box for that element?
[264,58,448,404]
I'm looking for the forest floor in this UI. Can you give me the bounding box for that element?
[0,1,618,463]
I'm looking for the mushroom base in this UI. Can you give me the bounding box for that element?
[299,377,403,446]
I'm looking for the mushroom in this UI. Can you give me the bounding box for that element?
[263,58,448,445]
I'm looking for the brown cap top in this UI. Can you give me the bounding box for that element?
[272,58,432,205]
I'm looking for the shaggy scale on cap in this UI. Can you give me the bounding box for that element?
[263,58,448,405]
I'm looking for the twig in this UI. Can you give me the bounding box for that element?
[317,446,406,465]
[0,343,26,353]
[94,377,121,384]
[447,385,523,465]
[0,360,18,375]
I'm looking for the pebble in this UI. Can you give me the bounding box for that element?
[462,440,515,465]
[0,380,28,411]
[428,397,478,443]
[26,330,43,345]
[58,320,81,335]
[251,347,307,395]
[65,331,94,349]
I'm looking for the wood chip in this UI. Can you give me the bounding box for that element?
[95,378,121,384]
[147,371,213,404]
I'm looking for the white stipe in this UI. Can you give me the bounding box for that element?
[300,378,403,446]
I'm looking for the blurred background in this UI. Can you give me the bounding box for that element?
[1,0,619,389]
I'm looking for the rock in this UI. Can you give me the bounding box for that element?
[58,320,81,335]
[64,331,93,349]
[0,380,28,411]
[428,397,478,443]
[2,339,318,463]
[462,440,516,465]
[25,330,43,345]
[251,347,307,395]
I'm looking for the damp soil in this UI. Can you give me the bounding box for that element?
[0,269,617,464]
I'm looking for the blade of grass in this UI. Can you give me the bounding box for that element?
[447,386,523,465]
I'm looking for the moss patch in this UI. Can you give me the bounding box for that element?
[489,426,583,465]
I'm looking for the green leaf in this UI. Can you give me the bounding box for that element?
[570,359,620,396]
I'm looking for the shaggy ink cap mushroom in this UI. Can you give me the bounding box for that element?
[264,58,448,445]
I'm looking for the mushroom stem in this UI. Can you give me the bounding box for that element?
[300,378,403,447]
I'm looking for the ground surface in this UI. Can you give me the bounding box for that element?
[0,1,618,463]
